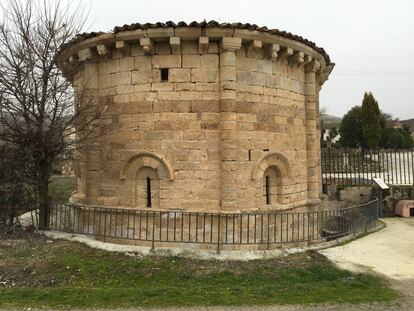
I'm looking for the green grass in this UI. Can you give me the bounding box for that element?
[48,176,76,203]
[0,239,397,309]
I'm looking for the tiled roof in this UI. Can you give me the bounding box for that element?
[62,21,331,65]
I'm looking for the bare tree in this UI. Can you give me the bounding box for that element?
[0,0,101,229]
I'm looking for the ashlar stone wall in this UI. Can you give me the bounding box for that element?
[61,26,333,213]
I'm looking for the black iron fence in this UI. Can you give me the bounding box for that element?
[322,148,414,186]
[45,198,379,251]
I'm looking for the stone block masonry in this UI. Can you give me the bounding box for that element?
[58,21,334,213]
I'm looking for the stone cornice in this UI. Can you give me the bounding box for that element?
[305,59,321,73]
[58,27,332,80]
[59,32,327,65]
[220,37,242,51]
[319,64,335,85]
[59,27,327,69]
[62,21,332,62]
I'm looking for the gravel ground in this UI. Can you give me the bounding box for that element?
[320,217,414,310]
[320,218,414,280]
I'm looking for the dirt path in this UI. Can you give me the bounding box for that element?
[320,218,414,280]
[320,217,414,310]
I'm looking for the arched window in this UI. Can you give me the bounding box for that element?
[263,166,282,205]
[136,167,159,208]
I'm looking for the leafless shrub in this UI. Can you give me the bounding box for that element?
[0,0,104,228]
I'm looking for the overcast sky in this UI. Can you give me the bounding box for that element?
[68,0,414,119]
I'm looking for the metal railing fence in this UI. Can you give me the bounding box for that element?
[322,148,414,186]
[46,197,379,251]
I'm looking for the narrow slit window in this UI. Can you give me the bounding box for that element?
[265,175,270,204]
[263,166,282,206]
[136,167,159,208]
[161,68,169,81]
[248,149,251,161]
[146,176,152,208]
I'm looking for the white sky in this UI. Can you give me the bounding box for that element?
[38,0,414,119]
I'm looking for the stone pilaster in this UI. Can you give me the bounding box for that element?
[304,60,321,204]
[219,37,241,210]
[80,63,101,204]
[315,81,323,197]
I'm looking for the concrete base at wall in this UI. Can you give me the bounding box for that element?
[40,221,384,261]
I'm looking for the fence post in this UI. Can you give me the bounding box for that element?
[151,211,155,253]
[217,213,221,254]
[72,205,75,238]
[378,191,383,219]
[307,213,310,246]
[267,214,270,250]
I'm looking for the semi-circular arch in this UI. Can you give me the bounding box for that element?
[252,151,290,181]
[120,151,174,181]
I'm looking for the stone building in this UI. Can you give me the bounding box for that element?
[58,21,334,213]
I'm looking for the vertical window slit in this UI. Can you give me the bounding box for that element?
[265,175,270,205]
[146,177,152,208]
[161,68,169,81]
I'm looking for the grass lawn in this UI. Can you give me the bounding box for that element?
[0,234,397,309]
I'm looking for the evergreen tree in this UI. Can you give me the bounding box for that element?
[400,125,414,149]
[339,106,363,148]
[361,92,381,149]
[339,97,412,150]
[379,111,393,129]
[380,127,404,149]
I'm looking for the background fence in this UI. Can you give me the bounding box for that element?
[321,148,414,186]
[45,197,379,251]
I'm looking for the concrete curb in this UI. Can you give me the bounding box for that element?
[40,221,385,261]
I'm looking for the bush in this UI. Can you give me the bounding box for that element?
[379,126,414,149]
[0,145,34,226]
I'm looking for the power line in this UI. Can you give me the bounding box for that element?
[334,68,414,75]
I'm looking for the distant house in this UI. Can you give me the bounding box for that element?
[320,113,342,130]
[320,113,341,144]
[388,120,402,129]
[322,129,341,145]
